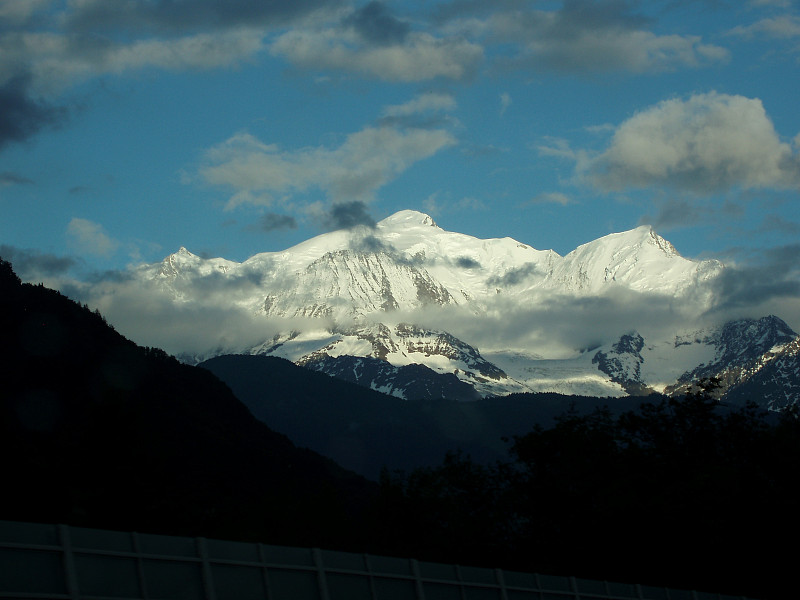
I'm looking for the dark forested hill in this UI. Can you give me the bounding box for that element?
[0,258,371,550]
[199,354,647,478]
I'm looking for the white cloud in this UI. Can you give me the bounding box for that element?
[200,126,456,209]
[105,29,266,72]
[456,196,486,211]
[66,217,119,257]
[269,27,483,81]
[581,92,800,193]
[422,192,441,216]
[536,136,581,161]
[74,276,307,358]
[729,15,800,39]
[499,92,511,115]
[530,192,572,206]
[382,93,456,117]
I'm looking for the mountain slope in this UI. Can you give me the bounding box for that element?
[198,353,645,479]
[0,258,371,548]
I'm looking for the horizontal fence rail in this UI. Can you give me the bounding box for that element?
[0,520,755,600]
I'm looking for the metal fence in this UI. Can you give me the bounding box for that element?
[0,520,753,600]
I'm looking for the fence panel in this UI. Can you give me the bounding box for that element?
[0,520,759,600]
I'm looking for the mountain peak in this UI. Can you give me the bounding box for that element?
[640,226,680,258]
[579,225,680,259]
[379,210,438,229]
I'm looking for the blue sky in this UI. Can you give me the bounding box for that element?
[1,0,799,305]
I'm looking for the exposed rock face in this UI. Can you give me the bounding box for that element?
[665,316,797,399]
[593,333,652,396]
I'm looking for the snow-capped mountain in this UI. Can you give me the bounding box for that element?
[135,210,799,407]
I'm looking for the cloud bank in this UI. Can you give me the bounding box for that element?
[439,0,727,74]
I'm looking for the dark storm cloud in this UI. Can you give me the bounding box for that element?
[0,245,77,278]
[639,198,706,230]
[251,212,298,233]
[436,0,724,74]
[183,268,267,295]
[350,234,388,253]
[455,256,481,269]
[65,0,342,34]
[549,0,651,32]
[709,244,800,311]
[486,263,541,286]
[0,74,67,150]
[324,201,377,230]
[435,0,649,32]
[758,215,800,236]
[84,269,137,285]
[344,1,410,45]
[0,171,33,185]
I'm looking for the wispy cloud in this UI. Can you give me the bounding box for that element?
[270,27,483,82]
[381,92,457,118]
[529,192,573,206]
[66,218,119,258]
[638,198,708,230]
[248,212,298,233]
[0,170,33,186]
[499,92,511,116]
[199,120,456,210]
[729,15,800,40]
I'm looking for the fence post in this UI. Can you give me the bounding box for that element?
[58,524,80,600]
[258,543,273,600]
[197,537,217,600]
[569,576,580,600]
[363,553,378,600]
[313,548,331,600]
[495,568,509,600]
[410,559,425,600]
[131,531,150,599]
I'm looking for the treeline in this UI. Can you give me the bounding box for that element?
[369,382,799,599]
